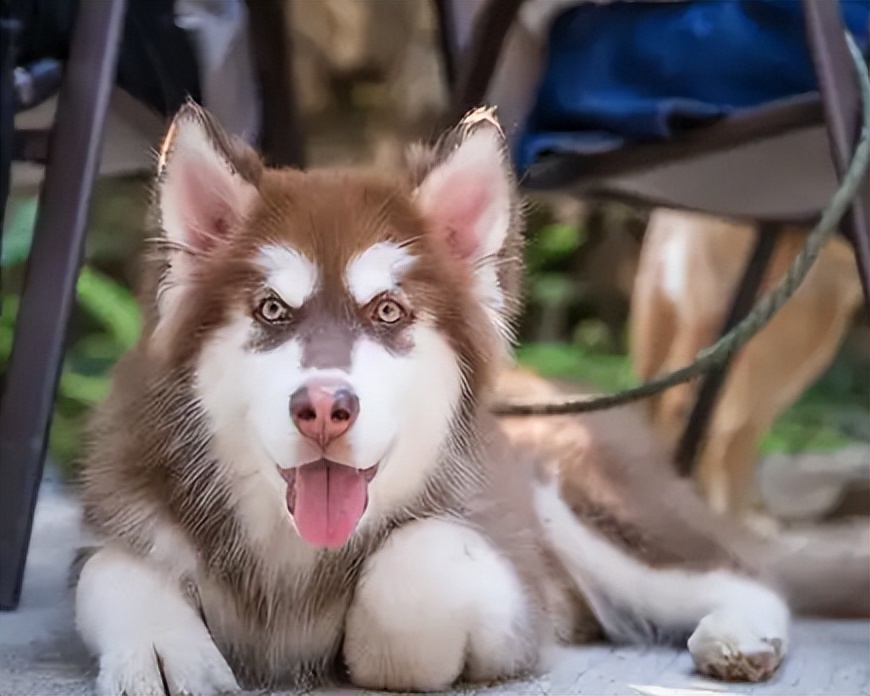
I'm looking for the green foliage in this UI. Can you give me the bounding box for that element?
[760,357,869,454]
[0,266,140,468]
[529,273,573,307]
[76,265,141,349]
[526,222,585,272]
[761,410,853,455]
[516,342,634,393]
[1,188,143,473]
[1,196,37,267]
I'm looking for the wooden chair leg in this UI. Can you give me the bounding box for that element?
[0,0,127,611]
[675,223,780,478]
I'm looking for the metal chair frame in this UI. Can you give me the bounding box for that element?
[433,0,870,477]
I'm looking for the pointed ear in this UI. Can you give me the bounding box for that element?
[151,103,261,347]
[413,108,523,337]
[157,101,260,263]
[414,109,515,262]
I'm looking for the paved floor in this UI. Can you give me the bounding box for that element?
[1,472,868,696]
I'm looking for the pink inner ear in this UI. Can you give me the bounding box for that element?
[177,157,238,253]
[429,171,492,260]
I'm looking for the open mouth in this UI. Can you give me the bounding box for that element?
[278,460,379,549]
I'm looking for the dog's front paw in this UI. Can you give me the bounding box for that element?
[77,548,240,696]
[343,519,535,691]
[688,610,786,682]
[96,634,239,696]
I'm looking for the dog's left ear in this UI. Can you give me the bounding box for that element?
[415,109,514,263]
[413,108,523,338]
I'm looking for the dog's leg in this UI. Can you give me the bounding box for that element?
[76,546,239,696]
[343,518,537,691]
[536,484,789,682]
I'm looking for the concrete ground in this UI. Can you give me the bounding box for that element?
[1,468,868,696]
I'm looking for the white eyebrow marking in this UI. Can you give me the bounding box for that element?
[345,242,417,304]
[258,245,318,307]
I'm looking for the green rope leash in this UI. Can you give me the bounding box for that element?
[493,34,870,417]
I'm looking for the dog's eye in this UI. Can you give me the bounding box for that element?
[372,297,406,325]
[256,296,291,324]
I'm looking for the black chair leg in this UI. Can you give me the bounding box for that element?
[675,223,780,478]
[432,0,459,91]
[445,0,526,124]
[843,214,870,313]
[0,13,17,292]
[803,0,870,316]
[245,0,306,169]
[0,0,127,611]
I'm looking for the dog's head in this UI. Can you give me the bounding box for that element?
[148,103,522,549]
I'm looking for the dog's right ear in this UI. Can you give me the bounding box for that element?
[152,102,261,345]
[157,102,260,262]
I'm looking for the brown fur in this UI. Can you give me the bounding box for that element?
[81,105,533,687]
[79,107,867,692]
[496,366,870,619]
[496,368,749,572]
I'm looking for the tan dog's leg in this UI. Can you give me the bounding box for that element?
[697,421,763,517]
[632,210,862,519]
[630,238,677,385]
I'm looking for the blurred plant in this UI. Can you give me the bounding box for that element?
[516,342,634,393]
[1,187,142,472]
[525,221,586,272]
[523,220,586,344]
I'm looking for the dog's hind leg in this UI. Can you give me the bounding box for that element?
[535,483,789,682]
[76,546,239,696]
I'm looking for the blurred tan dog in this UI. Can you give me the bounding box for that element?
[630,208,864,518]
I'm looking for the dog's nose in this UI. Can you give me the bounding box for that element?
[290,380,359,448]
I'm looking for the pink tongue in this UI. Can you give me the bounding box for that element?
[293,461,368,549]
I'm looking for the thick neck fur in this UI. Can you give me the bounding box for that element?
[80,341,497,686]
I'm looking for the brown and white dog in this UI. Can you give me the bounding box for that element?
[75,104,866,695]
[630,209,864,518]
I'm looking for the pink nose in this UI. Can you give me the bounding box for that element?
[290,380,359,448]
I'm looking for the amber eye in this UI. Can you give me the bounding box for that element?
[256,296,291,324]
[372,297,406,325]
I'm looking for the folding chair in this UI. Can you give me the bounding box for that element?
[435,0,870,474]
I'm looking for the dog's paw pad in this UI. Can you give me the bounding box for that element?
[694,639,783,682]
[688,614,785,683]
